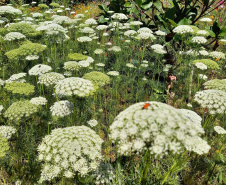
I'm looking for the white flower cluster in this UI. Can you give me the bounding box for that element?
[87,119,98,127]
[111,13,128,20]
[214,126,226,134]
[137,27,153,34]
[173,25,194,34]
[53,16,72,25]
[194,90,226,114]
[0,6,22,15]
[38,72,65,86]
[78,60,90,68]
[79,27,95,34]
[29,64,52,76]
[151,44,167,54]
[4,32,26,41]
[110,101,209,158]
[108,46,121,52]
[77,36,92,42]
[130,21,143,26]
[50,100,73,117]
[199,50,209,56]
[107,71,119,76]
[75,14,84,18]
[203,79,226,91]
[36,23,67,35]
[200,18,212,22]
[32,13,43,18]
[85,18,97,25]
[64,61,80,71]
[25,55,39,61]
[38,126,103,182]
[197,30,208,36]
[155,30,167,36]
[30,97,47,106]
[124,30,137,37]
[94,49,104,54]
[136,32,156,40]
[209,51,225,59]
[192,36,207,44]
[6,73,26,83]
[96,25,108,31]
[0,126,16,139]
[195,62,207,70]
[55,77,96,98]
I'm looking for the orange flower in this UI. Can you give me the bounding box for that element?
[215,58,220,61]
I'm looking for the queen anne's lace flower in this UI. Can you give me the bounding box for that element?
[80,27,95,34]
[36,23,67,35]
[50,100,73,117]
[107,71,119,76]
[4,82,35,95]
[64,61,80,71]
[29,64,52,76]
[38,72,65,86]
[199,50,209,56]
[30,97,47,106]
[209,51,225,59]
[203,79,226,92]
[195,62,207,70]
[136,33,156,40]
[87,119,98,127]
[200,18,212,22]
[111,13,128,20]
[32,13,43,18]
[38,126,103,182]
[83,71,110,87]
[77,36,92,42]
[173,25,194,34]
[194,90,226,114]
[94,49,104,54]
[0,126,16,139]
[137,27,153,34]
[25,55,39,60]
[192,36,207,44]
[75,14,84,18]
[214,126,226,134]
[85,18,97,25]
[6,73,26,82]
[130,21,143,26]
[110,102,209,158]
[124,30,137,37]
[4,100,38,121]
[197,30,208,36]
[155,30,167,36]
[108,46,121,52]
[53,16,71,25]
[96,25,108,31]
[4,32,26,41]
[192,59,219,70]
[55,77,97,98]
[0,6,22,16]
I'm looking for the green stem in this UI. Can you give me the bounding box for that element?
[139,151,151,185]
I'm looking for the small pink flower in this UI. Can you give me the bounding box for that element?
[169,75,177,81]
[219,18,222,22]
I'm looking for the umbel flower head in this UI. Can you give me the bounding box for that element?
[4,82,35,95]
[55,77,97,98]
[64,61,80,71]
[0,136,9,158]
[209,51,225,59]
[192,59,219,70]
[38,126,103,182]
[0,126,16,139]
[194,90,226,114]
[4,100,38,121]
[204,79,226,92]
[173,25,194,34]
[110,101,210,158]
[29,64,52,76]
[50,100,73,117]
[68,53,88,61]
[7,23,35,35]
[4,32,26,41]
[38,72,65,86]
[83,71,110,87]
[30,97,47,106]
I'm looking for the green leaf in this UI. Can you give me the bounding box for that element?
[167,18,178,27]
[124,2,131,7]
[205,29,215,37]
[153,1,162,11]
[135,0,142,6]
[141,2,153,10]
[178,18,192,25]
[98,4,107,12]
[219,27,226,36]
